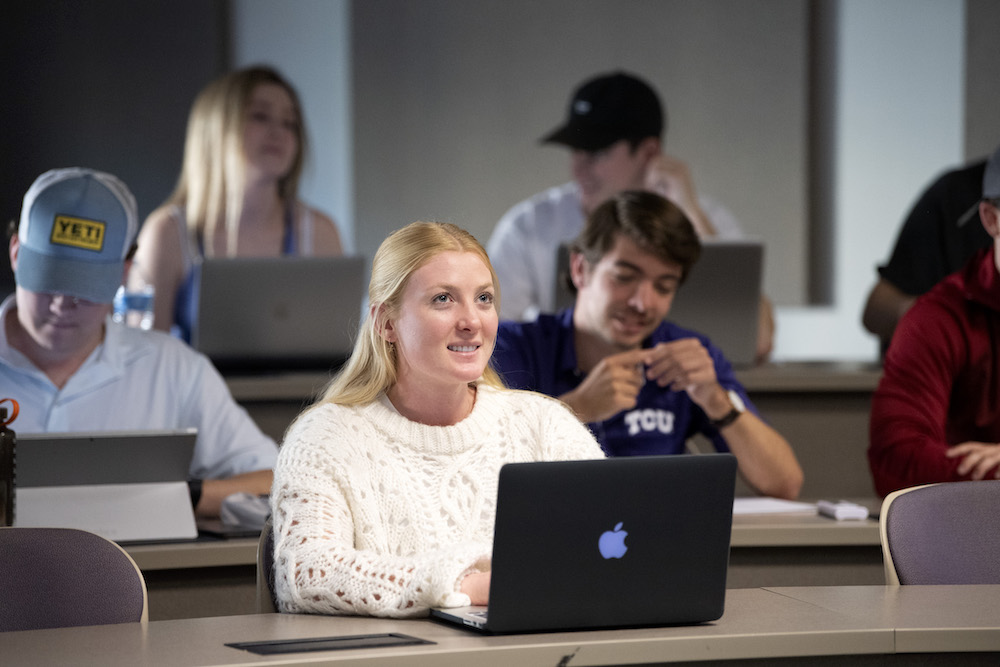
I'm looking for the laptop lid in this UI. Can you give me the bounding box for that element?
[668,240,763,368]
[432,453,737,633]
[14,430,198,543]
[191,256,366,372]
[554,241,763,368]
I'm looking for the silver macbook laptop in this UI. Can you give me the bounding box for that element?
[555,241,763,367]
[191,256,366,371]
[15,430,198,543]
[430,453,737,634]
[668,240,763,368]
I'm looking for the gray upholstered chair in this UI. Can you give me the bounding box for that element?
[256,516,277,613]
[880,481,1000,585]
[0,527,148,632]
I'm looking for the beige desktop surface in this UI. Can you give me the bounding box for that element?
[731,499,880,547]
[0,586,917,667]
[773,585,1000,653]
[222,362,883,401]
[124,537,258,571]
[118,508,880,572]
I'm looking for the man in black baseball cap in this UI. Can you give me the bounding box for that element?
[487,71,773,359]
[869,144,1000,495]
[861,144,999,350]
[540,72,664,153]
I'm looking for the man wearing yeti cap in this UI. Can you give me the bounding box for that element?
[1,168,277,517]
[15,168,137,304]
[486,71,773,360]
[869,150,1000,496]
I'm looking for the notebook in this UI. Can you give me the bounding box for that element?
[554,240,764,367]
[15,430,198,543]
[430,453,737,634]
[191,255,366,372]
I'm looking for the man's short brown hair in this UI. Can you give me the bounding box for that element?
[571,190,701,286]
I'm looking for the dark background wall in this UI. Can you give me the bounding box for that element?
[0,0,229,298]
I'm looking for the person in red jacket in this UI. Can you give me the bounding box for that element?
[869,151,1000,496]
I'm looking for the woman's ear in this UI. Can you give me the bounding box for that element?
[372,303,397,343]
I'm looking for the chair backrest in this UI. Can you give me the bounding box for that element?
[0,527,148,632]
[880,481,1000,585]
[256,516,277,613]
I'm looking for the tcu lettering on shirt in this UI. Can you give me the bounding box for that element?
[623,409,675,436]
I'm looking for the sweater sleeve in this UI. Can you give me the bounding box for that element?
[868,297,965,496]
[270,409,490,618]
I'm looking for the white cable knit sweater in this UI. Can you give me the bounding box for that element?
[270,384,605,617]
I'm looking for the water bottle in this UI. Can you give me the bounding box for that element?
[0,398,19,527]
[113,265,155,330]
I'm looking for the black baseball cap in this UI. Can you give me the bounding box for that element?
[541,71,664,152]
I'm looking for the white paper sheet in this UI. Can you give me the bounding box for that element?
[733,497,818,515]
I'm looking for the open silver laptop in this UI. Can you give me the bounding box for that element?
[191,256,366,372]
[555,241,763,367]
[668,240,763,368]
[15,430,198,543]
[430,454,737,634]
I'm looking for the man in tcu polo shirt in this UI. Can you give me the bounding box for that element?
[492,190,802,499]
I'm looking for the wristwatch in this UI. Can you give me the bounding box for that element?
[709,390,746,429]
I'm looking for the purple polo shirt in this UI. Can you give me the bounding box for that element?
[492,309,757,457]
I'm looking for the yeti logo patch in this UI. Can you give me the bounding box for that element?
[50,215,106,252]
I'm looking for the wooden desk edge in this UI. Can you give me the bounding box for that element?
[125,538,259,570]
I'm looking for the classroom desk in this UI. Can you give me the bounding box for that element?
[226,370,332,442]
[123,508,885,621]
[124,537,259,621]
[3,586,999,666]
[737,360,882,498]
[728,503,884,588]
[226,361,885,499]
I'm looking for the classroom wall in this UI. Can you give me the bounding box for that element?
[4,1,991,363]
[965,0,1000,158]
[229,0,354,254]
[0,0,227,297]
[235,0,976,362]
[777,0,965,361]
[351,0,810,310]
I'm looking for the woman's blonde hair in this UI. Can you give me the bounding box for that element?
[317,221,504,408]
[167,65,307,256]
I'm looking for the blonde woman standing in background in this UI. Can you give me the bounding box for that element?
[135,65,343,340]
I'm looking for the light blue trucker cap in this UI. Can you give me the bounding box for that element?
[16,168,138,304]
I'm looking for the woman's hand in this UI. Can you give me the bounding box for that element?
[460,571,491,606]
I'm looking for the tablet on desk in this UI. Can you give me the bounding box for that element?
[16,430,198,543]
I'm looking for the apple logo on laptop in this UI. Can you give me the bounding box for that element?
[598,522,628,559]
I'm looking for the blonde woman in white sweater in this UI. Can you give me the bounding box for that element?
[271,221,605,617]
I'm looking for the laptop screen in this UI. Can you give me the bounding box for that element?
[192,255,366,372]
[432,453,737,634]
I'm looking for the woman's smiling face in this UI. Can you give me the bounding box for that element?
[384,250,498,393]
